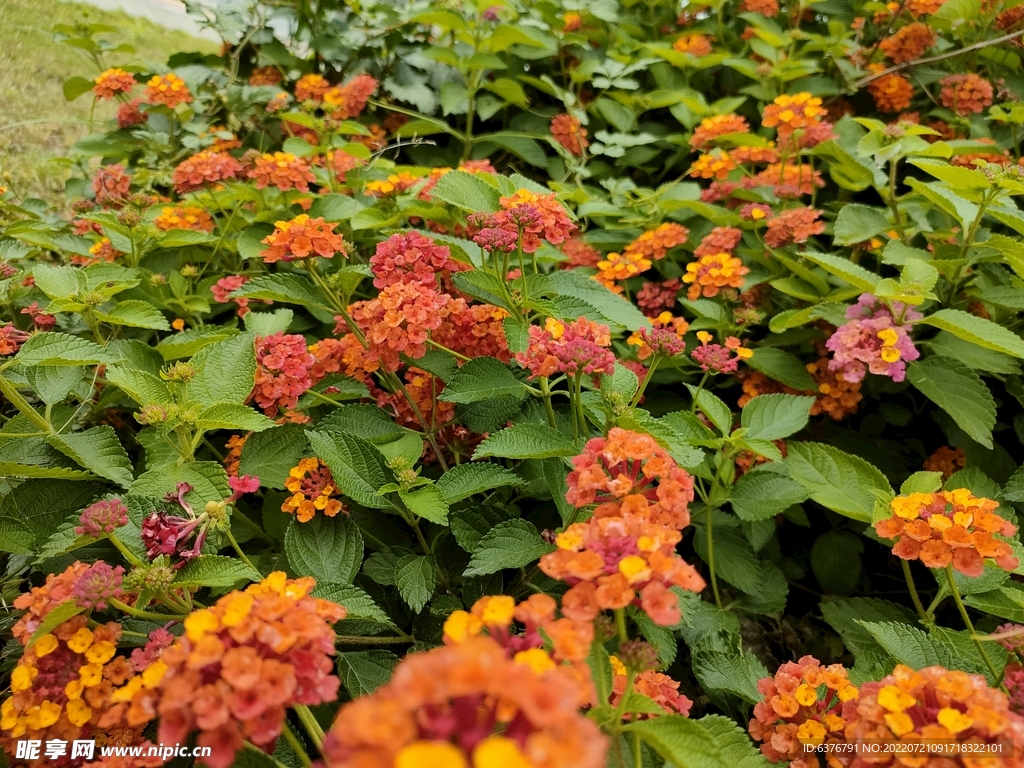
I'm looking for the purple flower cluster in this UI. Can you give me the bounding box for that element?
[825,293,921,383]
[72,561,125,609]
[76,498,129,537]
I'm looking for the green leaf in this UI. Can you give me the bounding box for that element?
[625,716,723,768]
[174,555,261,588]
[399,484,449,526]
[337,650,399,696]
[195,403,276,433]
[46,426,134,488]
[832,204,890,245]
[696,715,772,768]
[686,384,732,434]
[820,597,913,659]
[430,170,502,212]
[919,309,1024,359]
[306,427,394,508]
[464,519,554,576]
[907,357,996,448]
[318,403,406,443]
[16,332,118,367]
[94,300,170,330]
[238,425,308,490]
[691,650,769,705]
[284,515,364,585]
[451,270,515,313]
[63,76,96,101]
[436,462,525,504]
[964,585,1024,623]
[927,331,1021,375]
[858,621,950,669]
[105,365,172,406]
[188,332,257,406]
[32,263,83,298]
[438,357,528,403]
[311,583,391,623]
[730,466,808,521]
[24,366,83,404]
[0,480,104,553]
[130,461,229,506]
[395,554,436,612]
[27,602,86,648]
[546,270,650,331]
[747,347,816,391]
[473,423,577,460]
[244,308,294,336]
[156,326,236,360]
[740,394,814,441]
[802,250,879,292]
[230,274,332,312]
[787,442,892,522]
[901,471,943,495]
[450,506,512,553]
[811,530,864,593]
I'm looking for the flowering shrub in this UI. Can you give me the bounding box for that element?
[5,0,1024,765]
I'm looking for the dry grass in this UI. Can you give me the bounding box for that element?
[0,0,215,204]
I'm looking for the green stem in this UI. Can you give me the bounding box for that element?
[690,371,711,415]
[426,337,472,362]
[0,374,52,433]
[107,531,143,567]
[281,723,313,768]
[706,504,722,609]
[901,559,929,626]
[539,376,557,429]
[614,608,628,645]
[631,732,642,768]
[631,358,659,407]
[226,528,259,572]
[231,509,276,546]
[946,565,1003,686]
[294,705,325,750]
[108,597,184,623]
[243,743,290,768]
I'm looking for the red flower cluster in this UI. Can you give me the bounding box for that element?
[692,331,753,374]
[321,635,606,768]
[515,317,615,379]
[354,280,448,371]
[259,214,346,262]
[139,573,345,768]
[92,164,131,206]
[172,151,243,194]
[540,428,704,626]
[627,312,689,361]
[875,490,1019,576]
[248,152,315,192]
[76,498,128,538]
[749,655,858,767]
[940,74,994,116]
[250,332,315,417]
[551,113,588,155]
[637,278,682,315]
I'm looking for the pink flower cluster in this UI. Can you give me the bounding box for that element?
[369,232,463,289]
[72,561,125,610]
[515,318,615,379]
[251,333,314,417]
[825,293,921,383]
[76,498,129,538]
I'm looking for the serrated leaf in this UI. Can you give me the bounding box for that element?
[787,442,892,522]
[399,483,449,526]
[747,347,816,391]
[188,331,256,406]
[697,715,772,768]
[196,403,276,432]
[307,427,393,508]
[94,300,170,330]
[438,357,528,403]
[740,394,814,441]
[337,650,399,696]
[832,204,890,246]
[858,621,950,669]
[473,422,577,460]
[105,365,172,407]
[25,366,84,404]
[174,555,261,588]
[46,426,134,488]
[802,250,879,291]
[156,326,236,360]
[395,554,436,612]
[0,480,104,553]
[686,384,732,434]
[230,274,332,312]
[907,357,996,448]
[431,170,502,212]
[130,461,229,506]
[730,467,808,521]
[919,309,1024,359]
[901,471,943,495]
[691,650,769,705]
[284,515,364,585]
[312,583,391,623]
[463,518,554,576]
[546,270,650,331]
[450,506,512,553]
[625,716,723,768]
[238,425,308,489]
[16,332,118,367]
[436,463,525,504]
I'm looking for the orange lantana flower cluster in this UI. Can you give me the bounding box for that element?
[309,333,380,384]
[924,446,967,480]
[171,151,243,194]
[515,317,615,379]
[596,249,652,289]
[142,573,345,768]
[749,655,859,767]
[295,73,330,102]
[844,665,1024,766]
[259,214,346,262]
[761,92,826,138]
[738,361,863,421]
[880,22,935,63]
[154,206,214,233]
[540,428,704,627]
[1,616,136,757]
[625,223,690,260]
[673,33,713,56]
[322,74,378,120]
[321,635,607,768]
[869,72,915,112]
[433,299,511,362]
[144,73,192,108]
[93,68,136,100]
[609,656,693,718]
[353,279,448,372]
[875,490,1019,576]
[551,113,589,155]
[497,188,577,252]
[940,74,994,116]
[690,114,750,150]
[248,152,316,192]
[12,562,90,644]
[689,148,738,180]
[282,457,346,521]
[764,207,825,248]
[683,249,748,300]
